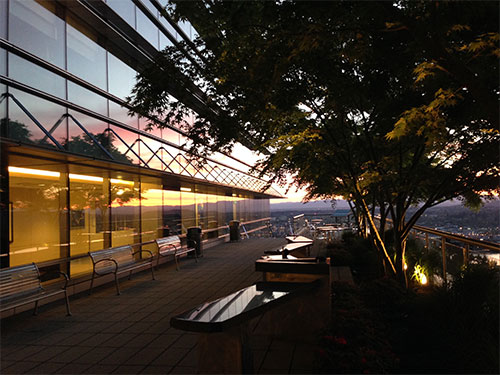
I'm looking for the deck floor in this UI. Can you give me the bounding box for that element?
[1,238,326,374]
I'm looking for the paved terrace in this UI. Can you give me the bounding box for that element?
[1,238,326,374]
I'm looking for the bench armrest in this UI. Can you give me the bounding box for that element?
[132,250,154,261]
[158,244,177,254]
[93,258,118,275]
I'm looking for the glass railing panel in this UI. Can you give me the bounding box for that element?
[7,88,66,149]
[108,124,141,165]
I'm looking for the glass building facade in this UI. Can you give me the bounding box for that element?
[0,0,277,277]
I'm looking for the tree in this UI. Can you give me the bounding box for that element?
[129,1,499,285]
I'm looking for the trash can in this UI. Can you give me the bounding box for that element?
[187,226,202,256]
[229,220,240,242]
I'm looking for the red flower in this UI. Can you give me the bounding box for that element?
[361,357,367,364]
[363,370,370,374]
[317,349,327,358]
[334,336,347,345]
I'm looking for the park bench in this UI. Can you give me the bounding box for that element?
[0,263,71,316]
[88,245,155,295]
[155,235,198,270]
[170,280,320,373]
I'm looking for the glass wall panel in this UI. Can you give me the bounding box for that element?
[67,82,108,116]
[8,53,66,99]
[67,15,107,89]
[109,101,138,128]
[69,169,109,277]
[207,192,218,238]
[8,159,65,266]
[67,110,109,159]
[196,190,208,230]
[108,53,137,100]
[9,0,65,68]
[136,9,159,49]
[141,177,163,253]
[108,125,140,165]
[107,0,136,29]
[8,88,67,148]
[180,189,195,234]
[0,0,7,39]
[163,190,181,235]
[0,48,5,76]
[110,175,140,246]
[140,137,164,171]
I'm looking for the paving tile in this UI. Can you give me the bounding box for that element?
[98,347,142,365]
[102,333,138,348]
[83,364,119,374]
[169,366,197,374]
[55,363,92,374]
[140,365,173,374]
[51,346,93,363]
[3,345,45,361]
[169,334,197,349]
[24,361,66,374]
[150,347,191,367]
[73,346,118,364]
[112,365,146,374]
[125,333,159,348]
[79,332,116,346]
[27,345,70,362]
[1,360,40,374]
[124,346,166,366]
[147,334,181,348]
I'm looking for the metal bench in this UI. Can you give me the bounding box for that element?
[155,235,198,270]
[88,245,155,295]
[0,263,71,316]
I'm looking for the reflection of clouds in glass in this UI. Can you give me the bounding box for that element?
[108,53,137,100]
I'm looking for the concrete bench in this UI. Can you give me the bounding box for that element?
[170,280,320,373]
[263,241,313,258]
[155,235,197,271]
[0,263,71,316]
[88,245,155,295]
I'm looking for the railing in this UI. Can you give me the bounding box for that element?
[375,217,500,285]
[29,217,272,275]
[0,91,280,196]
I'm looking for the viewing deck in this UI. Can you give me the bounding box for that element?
[1,238,327,374]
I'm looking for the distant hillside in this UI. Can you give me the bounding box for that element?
[271,199,350,212]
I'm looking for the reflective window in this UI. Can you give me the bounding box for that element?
[69,168,109,277]
[178,20,192,40]
[8,53,66,99]
[67,110,109,159]
[107,0,136,29]
[137,8,159,49]
[110,175,140,246]
[108,125,140,165]
[67,15,107,89]
[108,53,137,100]
[8,88,67,148]
[163,190,181,235]
[180,189,196,233]
[8,0,65,68]
[68,82,108,116]
[141,177,163,254]
[9,160,66,266]
[0,0,7,39]
[109,101,138,128]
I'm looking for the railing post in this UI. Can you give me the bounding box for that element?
[463,244,470,267]
[441,237,447,287]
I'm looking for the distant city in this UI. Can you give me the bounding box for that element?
[270,199,499,243]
